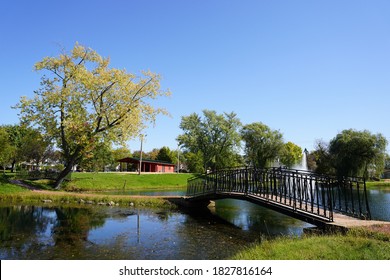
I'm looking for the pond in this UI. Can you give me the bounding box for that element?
[0,200,311,260]
[0,186,388,260]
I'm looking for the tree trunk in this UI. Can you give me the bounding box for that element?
[54,145,83,189]
[53,162,74,189]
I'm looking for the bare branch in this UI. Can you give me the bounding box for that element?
[94,81,116,133]
[46,68,64,80]
[93,77,153,133]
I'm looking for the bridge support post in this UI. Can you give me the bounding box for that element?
[245,167,249,195]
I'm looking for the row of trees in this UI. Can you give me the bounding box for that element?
[177,110,303,173]
[0,125,58,174]
[177,110,388,179]
[0,124,180,174]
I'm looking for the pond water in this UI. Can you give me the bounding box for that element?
[0,186,388,260]
[0,200,311,260]
[366,187,390,221]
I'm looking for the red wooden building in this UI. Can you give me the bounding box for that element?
[118,157,175,173]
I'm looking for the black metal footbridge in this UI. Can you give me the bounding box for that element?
[186,167,372,227]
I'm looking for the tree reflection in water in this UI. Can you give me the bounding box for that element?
[53,207,105,246]
[0,206,106,259]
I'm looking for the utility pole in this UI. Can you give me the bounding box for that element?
[138,134,145,175]
[177,144,180,173]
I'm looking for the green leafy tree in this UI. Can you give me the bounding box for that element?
[312,139,335,175]
[18,128,52,169]
[156,146,175,163]
[177,110,242,172]
[79,142,113,172]
[16,43,170,188]
[146,148,160,160]
[0,128,15,173]
[132,150,142,159]
[132,150,155,160]
[2,124,29,172]
[110,146,131,171]
[112,146,131,161]
[280,141,302,168]
[329,129,387,178]
[385,154,390,169]
[306,150,317,171]
[184,151,204,173]
[241,122,284,168]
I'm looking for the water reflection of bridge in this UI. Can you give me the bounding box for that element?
[185,167,386,228]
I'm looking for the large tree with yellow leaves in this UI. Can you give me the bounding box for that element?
[17,43,170,188]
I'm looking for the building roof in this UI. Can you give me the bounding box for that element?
[117,157,175,166]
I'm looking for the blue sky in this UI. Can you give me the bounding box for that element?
[1,0,389,153]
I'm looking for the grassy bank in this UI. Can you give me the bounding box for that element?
[366,180,390,188]
[0,190,174,209]
[0,173,186,209]
[232,228,390,260]
[63,172,193,191]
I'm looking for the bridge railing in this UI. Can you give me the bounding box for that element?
[187,167,371,221]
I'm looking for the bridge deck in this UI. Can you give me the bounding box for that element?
[330,213,390,229]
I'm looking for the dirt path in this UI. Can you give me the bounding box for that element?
[9,179,40,190]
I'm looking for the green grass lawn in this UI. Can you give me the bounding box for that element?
[232,228,390,260]
[0,172,194,202]
[0,176,29,194]
[63,172,194,191]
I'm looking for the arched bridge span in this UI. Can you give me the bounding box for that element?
[186,167,371,227]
